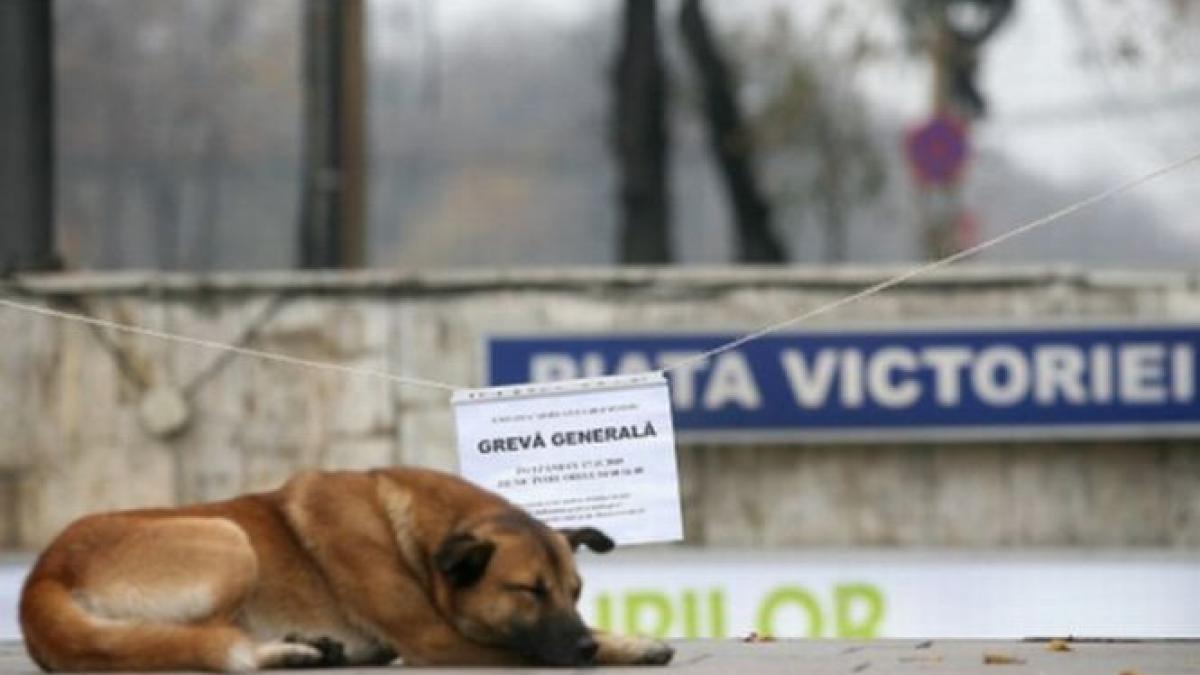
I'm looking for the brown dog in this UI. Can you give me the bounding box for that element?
[19,467,674,671]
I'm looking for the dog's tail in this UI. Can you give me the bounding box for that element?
[19,578,253,672]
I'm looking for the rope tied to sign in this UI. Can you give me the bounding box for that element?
[1,148,1198,391]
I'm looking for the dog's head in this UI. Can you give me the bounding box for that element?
[434,512,614,666]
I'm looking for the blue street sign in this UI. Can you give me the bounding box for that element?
[486,325,1200,442]
[905,115,969,186]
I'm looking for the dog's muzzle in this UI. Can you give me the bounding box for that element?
[511,611,597,666]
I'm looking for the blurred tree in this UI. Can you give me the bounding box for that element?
[725,6,886,263]
[613,0,671,264]
[613,1,887,264]
[679,0,786,264]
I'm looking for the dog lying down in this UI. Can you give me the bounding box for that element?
[19,468,674,671]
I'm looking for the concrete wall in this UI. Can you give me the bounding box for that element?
[1,267,1198,550]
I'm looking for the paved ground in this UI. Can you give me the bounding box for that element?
[1,639,1197,674]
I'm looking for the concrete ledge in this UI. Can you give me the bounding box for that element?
[5,264,1198,296]
[1,639,1196,674]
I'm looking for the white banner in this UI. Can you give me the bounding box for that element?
[576,550,1200,639]
[453,373,683,545]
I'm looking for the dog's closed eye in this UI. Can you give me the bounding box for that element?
[503,582,547,600]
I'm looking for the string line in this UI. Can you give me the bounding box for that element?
[0,296,458,392]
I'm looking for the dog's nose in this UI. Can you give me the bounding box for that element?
[576,635,599,663]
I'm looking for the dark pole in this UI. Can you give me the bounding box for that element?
[920,0,1013,259]
[679,0,785,264]
[614,0,671,264]
[298,0,365,269]
[298,0,334,268]
[0,0,56,272]
[339,0,366,268]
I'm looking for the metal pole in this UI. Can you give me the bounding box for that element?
[298,0,364,269]
[339,0,365,268]
[921,16,963,259]
[0,0,56,272]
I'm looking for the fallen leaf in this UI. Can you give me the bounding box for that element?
[914,640,933,649]
[842,646,865,655]
[900,655,944,664]
[983,653,1026,665]
[741,631,776,643]
[1046,639,1072,652]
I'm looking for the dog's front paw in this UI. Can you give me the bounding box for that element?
[276,634,347,668]
[253,641,323,670]
[634,638,674,665]
[595,633,675,666]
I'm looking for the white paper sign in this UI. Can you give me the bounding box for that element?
[452,373,683,545]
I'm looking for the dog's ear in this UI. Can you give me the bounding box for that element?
[435,532,495,587]
[560,527,615,554]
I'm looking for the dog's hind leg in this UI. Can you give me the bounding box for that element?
[22,515,283,672]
